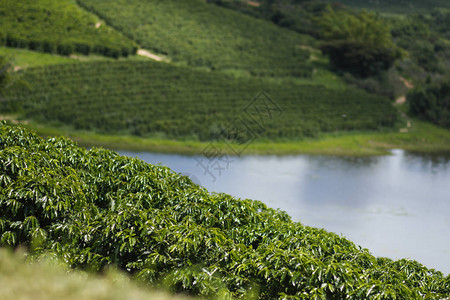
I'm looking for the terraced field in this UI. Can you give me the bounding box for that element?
[0,0,137,57]
[76,0,314,77]
[2,61,398,140]
[322,0,450,12]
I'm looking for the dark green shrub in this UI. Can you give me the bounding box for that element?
[74,43,91,56]
[321,41,396,78]
[56,43,74,56]
[409,79,450,128]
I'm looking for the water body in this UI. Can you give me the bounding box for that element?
[118,149,450,275]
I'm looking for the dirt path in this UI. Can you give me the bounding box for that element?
[395,95,406,105]
[399,76,414,89]
[66,48,168,62]
[247,1,260,7]
[396,77,414,133]
[137,49,166,62]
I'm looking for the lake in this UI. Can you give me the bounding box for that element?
[118,149,450,275]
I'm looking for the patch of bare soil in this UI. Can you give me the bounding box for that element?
[0,115,29,125]
[137,49,165,62]
[247,1,260,7]
[395,95,406,105]
[399,76,414,89]
[298,45,320,53]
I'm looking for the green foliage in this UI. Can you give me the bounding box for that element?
[0,55,11,91]
[408,79,450,129]
[391,12,450,78]
[0,0,137,58]
[75,0,314,77]
[320,41,396,78]
[430,8,450,38]
[317,8,398,77]
[205,0,329,38]
[317,8,394,48]
[1,124,449,299]
[217,2,400,78]
[2,61,397,140]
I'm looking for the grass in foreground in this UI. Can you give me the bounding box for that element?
[0,249,189,300]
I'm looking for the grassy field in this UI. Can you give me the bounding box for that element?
[2,60,398,141]
[1,44,346,89]
[0,46,78,67]
[0,46,157,69]
[6,117,450,156]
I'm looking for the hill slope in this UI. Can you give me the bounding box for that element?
[0,0,137,57]
[2,61,398,140]
[76,0,315,77]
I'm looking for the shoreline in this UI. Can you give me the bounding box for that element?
[6,119,450,157]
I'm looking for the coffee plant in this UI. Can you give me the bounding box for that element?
[76,0,313,76]
[0,123,448,299]
[2,61,398,140]
[0,0,137,58]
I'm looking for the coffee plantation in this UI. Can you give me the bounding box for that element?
[0,0,137,58]
[75,0,313,77]
[0,123,448,299]
[2,61,398,140]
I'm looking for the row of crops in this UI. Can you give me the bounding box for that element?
[322,0,450,13]
[1,124,449,299]
[75,0,314,77]
[0,0,137,58]
[3,61,398,140]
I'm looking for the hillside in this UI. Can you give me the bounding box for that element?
[76,0,315,77]
[0,0,137,58]
[1,0,449,154]
[216,0,450,100]
[0,123,449,299]
[2,60,398,140]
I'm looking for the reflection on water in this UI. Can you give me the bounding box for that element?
[118,149,450,275]
[404,151,450,174]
